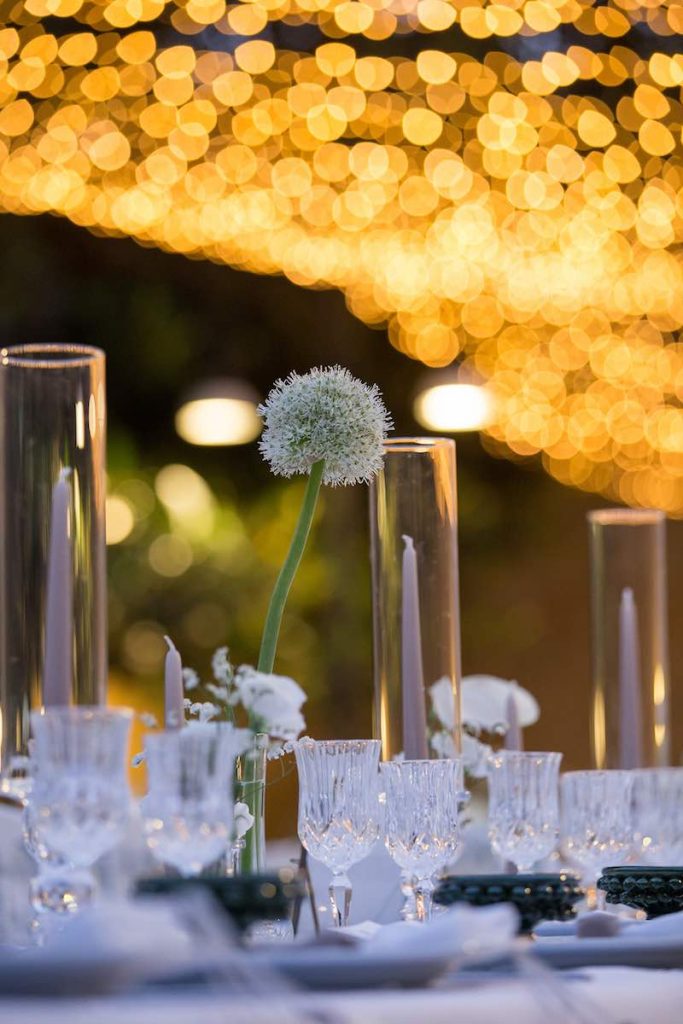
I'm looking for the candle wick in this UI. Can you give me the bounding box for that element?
[164,635,177,653]
[59,467,73,482]
[401,534,414,551]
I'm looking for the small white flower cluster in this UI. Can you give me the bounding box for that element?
[183,647,307,759]
[428,675,540,778]
[258,366,393,487]
[234,800,255,840]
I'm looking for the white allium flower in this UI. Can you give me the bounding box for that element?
[234,800,255,839]
[258,366,393,486]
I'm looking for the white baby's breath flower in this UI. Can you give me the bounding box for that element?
[206,683,230,704]
[461,732,493,778]
[212,646,234,685]
[430,729,458,759]
[188,701,221,723]
[138,711,158,729]
[183,667,200,692]
[234,800,255,839]
[462,675,539,732]
[236,666,306,743]
[429,676,456,731]
[258,366,392,487]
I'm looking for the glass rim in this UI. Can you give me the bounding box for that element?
[144,722,246,751]
[561,768,633,779]
[488,750,562,760]
[296,737,380,750]
[1,343,105,370]
[587,508,665,526]
[383,436,455,454]
[31,705,133,724]
[381,756,463,767]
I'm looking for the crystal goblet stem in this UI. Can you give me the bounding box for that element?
[329,871,352,928]
[414,877,434,923]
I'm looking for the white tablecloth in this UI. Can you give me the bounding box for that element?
[2,967,682,1024]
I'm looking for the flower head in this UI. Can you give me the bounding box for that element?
[235,665,306,744]
[462,675,539,732]
[258,366,393,486]
[234,800,255,839]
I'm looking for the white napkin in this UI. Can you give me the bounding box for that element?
[341,903,518,964]
[536,909,683,941]
[50,897,199,964]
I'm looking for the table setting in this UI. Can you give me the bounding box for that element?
[0,350,681,1024]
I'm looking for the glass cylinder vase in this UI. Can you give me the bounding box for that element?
[234,732,268,874]
[370,438,462,762]
[588,509,669,770]
[0,345,107,794]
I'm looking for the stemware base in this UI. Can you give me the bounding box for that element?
[30,867,97,916]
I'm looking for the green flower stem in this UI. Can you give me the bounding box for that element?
[257,459,325,674]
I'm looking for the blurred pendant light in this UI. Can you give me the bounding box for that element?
[175,378,262,446]
[413,369,495,434]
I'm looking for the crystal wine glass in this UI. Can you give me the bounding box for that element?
[27,706,133,915]
[294,738,380,927]
[487,751,562,872]
[142,723,239,877]
[631,768,683,865]
[561,769,634,906]
[382,758,464,922]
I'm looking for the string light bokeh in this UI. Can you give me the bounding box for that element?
[0,0,681,511]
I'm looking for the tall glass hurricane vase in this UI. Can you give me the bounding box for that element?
[370,438,461,762]
[0,345,107,793]
[588,509,669,770]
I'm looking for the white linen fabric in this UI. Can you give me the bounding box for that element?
[0,967,682,1024]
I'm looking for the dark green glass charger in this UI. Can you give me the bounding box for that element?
[136,870,302,934]
[434,872,584,933]
[597,867,683,918]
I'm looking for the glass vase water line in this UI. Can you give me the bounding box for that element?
[0,345,107,794]
[235,732,268,874]
[369,438,462,763]
[588,509,669,770]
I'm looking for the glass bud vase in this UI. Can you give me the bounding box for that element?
[0,345,107,796]
[234,732,268,874]
[369,438,462,762]
[588,509,670,769]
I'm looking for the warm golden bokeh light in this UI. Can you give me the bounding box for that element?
[175,396,262,446]
[105,494,135,544]
[414,381,496,432]
[0,1,680,512]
